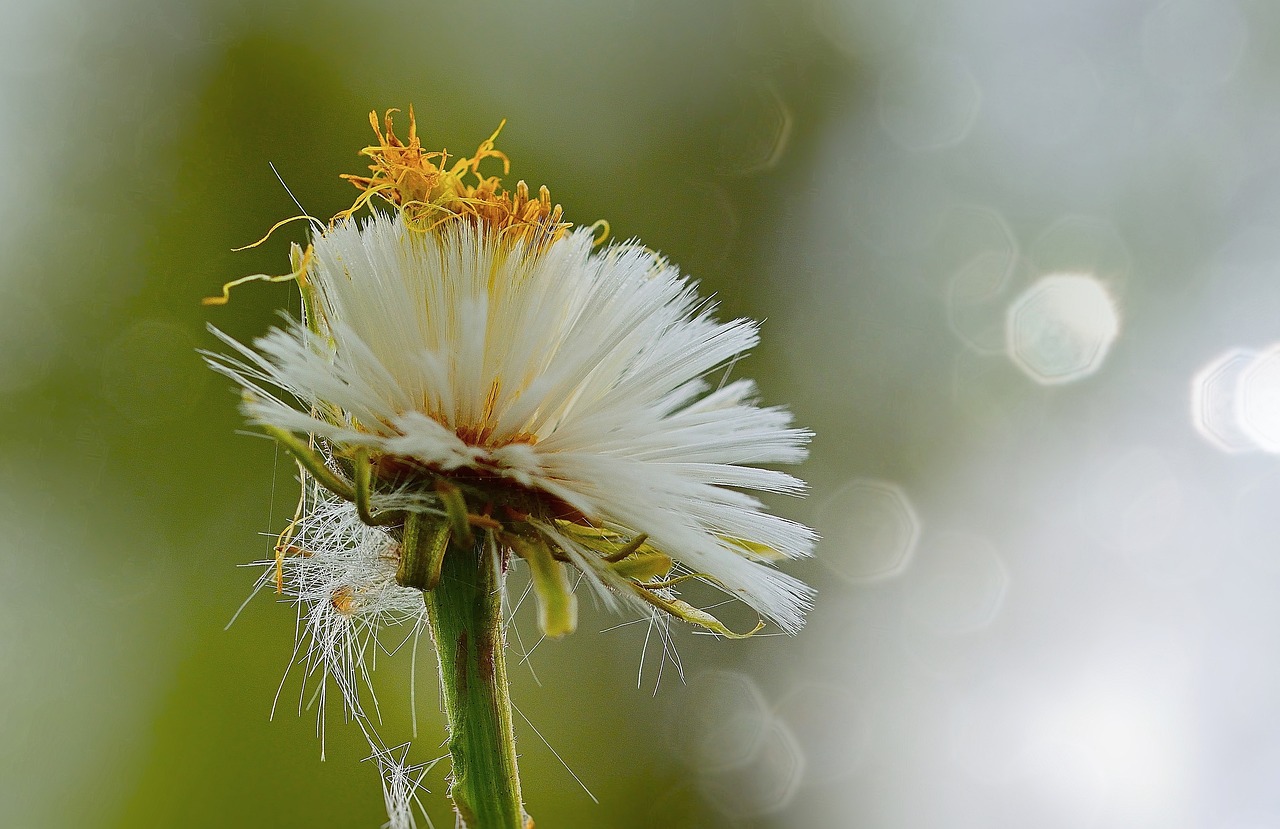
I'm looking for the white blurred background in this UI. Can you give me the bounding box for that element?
[761,2,1280,826]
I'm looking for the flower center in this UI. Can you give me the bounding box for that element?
[454,424,539,448]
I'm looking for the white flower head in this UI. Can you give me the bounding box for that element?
[209,109,815,639]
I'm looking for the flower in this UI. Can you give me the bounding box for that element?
[207,109,814,639]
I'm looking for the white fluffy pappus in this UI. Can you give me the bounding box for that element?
[248,490,426,731]
[210,209,815,633]
[365,743,436,829]
[236,489,437,828]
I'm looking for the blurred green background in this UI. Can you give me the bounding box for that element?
[6,0,1280,827]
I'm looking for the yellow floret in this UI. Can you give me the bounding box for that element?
[338,108,570,252]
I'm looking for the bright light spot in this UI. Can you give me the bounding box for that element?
[905,531,1008,634]
[1237,344,1280,453]
[878,50,982,151]
[1191,348,1259,453]
[1026,678,1190,823]
[675,670,772,772]
[816,479,920,583]
[776,682,868,784]
[1143,0,1248,91]
[954,672,1191,824]
[698,718,805,819]
[1006,272,1120,385]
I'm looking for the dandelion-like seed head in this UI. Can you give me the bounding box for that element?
[209,108,815,646]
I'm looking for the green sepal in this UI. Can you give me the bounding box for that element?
[398,512,451,590]
[630,583,764,639]
[601,532,650,563]
[435,479,475,547]
[353,447,403,526]
[260,422,355,501]
[510,535,578,638]
[719,534,785,562]
[635,571,714,590]
[610,549,673,581]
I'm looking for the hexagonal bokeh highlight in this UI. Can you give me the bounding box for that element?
[816,478,921,583]
[1006,272,1120,385]
[697,717,805,819]
[878,50,982,151]
[717,81,793,175]
[927,203,1019,281]
[1143,0,1248,91]
[1238,344,1280,453]
[674,670,773,772]
[776,682,869,785]
[1190,348,1259,453]
[948,251,1017,355]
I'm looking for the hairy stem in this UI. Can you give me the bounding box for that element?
[421,518,525,829]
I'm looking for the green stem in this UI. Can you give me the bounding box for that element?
[421,518,526,829]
